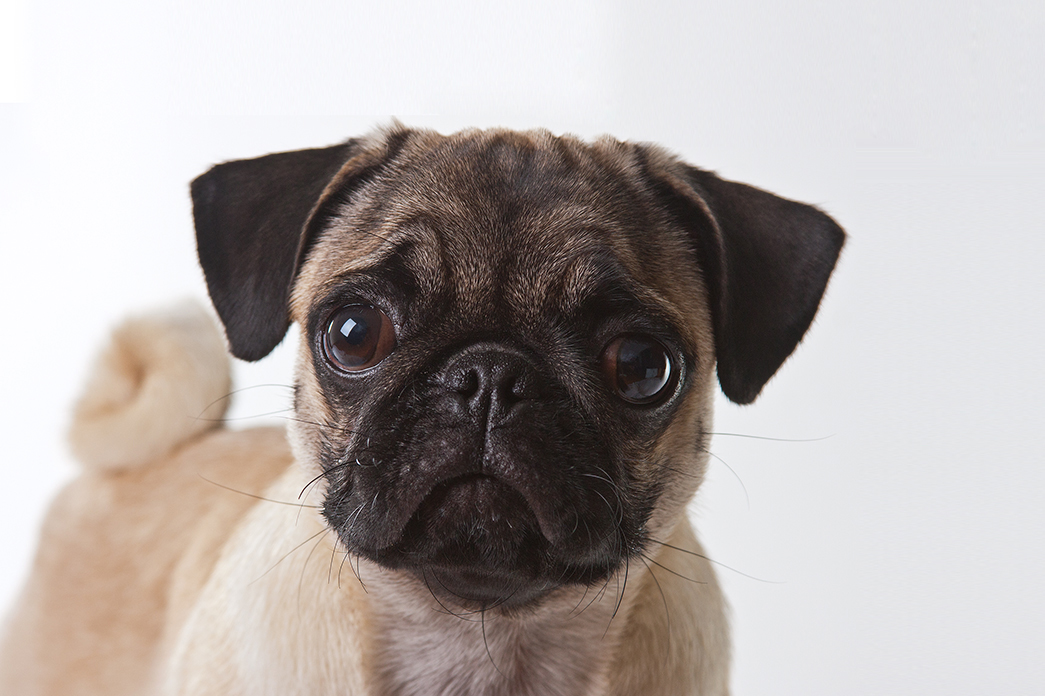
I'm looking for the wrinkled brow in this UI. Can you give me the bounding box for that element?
[554,252,638,315]
[314,237,442,302]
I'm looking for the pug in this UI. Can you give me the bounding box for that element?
[0,125,843,696]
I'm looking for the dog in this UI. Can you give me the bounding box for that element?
[0,125,843,695]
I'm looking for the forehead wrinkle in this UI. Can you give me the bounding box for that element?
[632,283,689,336]
[503,226,593,320]
[559,254,611,314]
[291,222,391,319]
[399,228,449,300]
[504,196,633,315]
[301,227,403,299]
[299,224,444,317]
[557,250,691,336]
[367,158,505,310]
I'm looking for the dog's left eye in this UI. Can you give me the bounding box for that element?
[323,306,397,372]
[601,334,674,404]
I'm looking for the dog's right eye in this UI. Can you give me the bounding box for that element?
[323,306,397,372]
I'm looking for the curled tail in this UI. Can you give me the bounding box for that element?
[68,300,232,470]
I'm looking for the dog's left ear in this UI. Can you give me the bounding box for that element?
[645,153,845,405]
[191,132,408,361]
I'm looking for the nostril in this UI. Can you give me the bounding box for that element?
[505,372,537,403]
[450,368,480,397]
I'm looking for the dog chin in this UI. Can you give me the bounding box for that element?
[354,473,623,609]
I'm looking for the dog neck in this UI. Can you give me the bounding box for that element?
[362,562,633,696]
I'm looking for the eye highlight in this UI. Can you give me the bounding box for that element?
[323,306,396,372]
[601,334,674,404]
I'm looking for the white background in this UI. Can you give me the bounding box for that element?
[2,1,1043,693]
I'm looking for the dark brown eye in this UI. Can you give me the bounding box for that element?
[323,306,396,372]
[601,334,674,404]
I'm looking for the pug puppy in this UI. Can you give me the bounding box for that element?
[0,125,843,696]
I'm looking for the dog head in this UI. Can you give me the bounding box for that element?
[192,126,843,609]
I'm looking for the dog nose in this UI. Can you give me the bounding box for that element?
[441,346,540,423]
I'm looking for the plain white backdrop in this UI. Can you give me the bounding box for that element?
[2,1,1043,693]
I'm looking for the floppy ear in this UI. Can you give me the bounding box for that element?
[648,158,845,404]
[192,131,412,361]
[191,142,357,360]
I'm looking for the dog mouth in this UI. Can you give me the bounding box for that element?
[398,473,545,564]
[358,472,559,605]
[410,473,535,531]
[323,418,635,608]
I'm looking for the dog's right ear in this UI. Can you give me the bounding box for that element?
[192,143,355,361]
[191,133,407,361]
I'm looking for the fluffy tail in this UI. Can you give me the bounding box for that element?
[68,300,232,471]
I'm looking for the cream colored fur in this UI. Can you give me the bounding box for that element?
[0,304,729,695]
[68,301,232,471]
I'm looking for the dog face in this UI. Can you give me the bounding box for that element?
[192,126,843,610]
